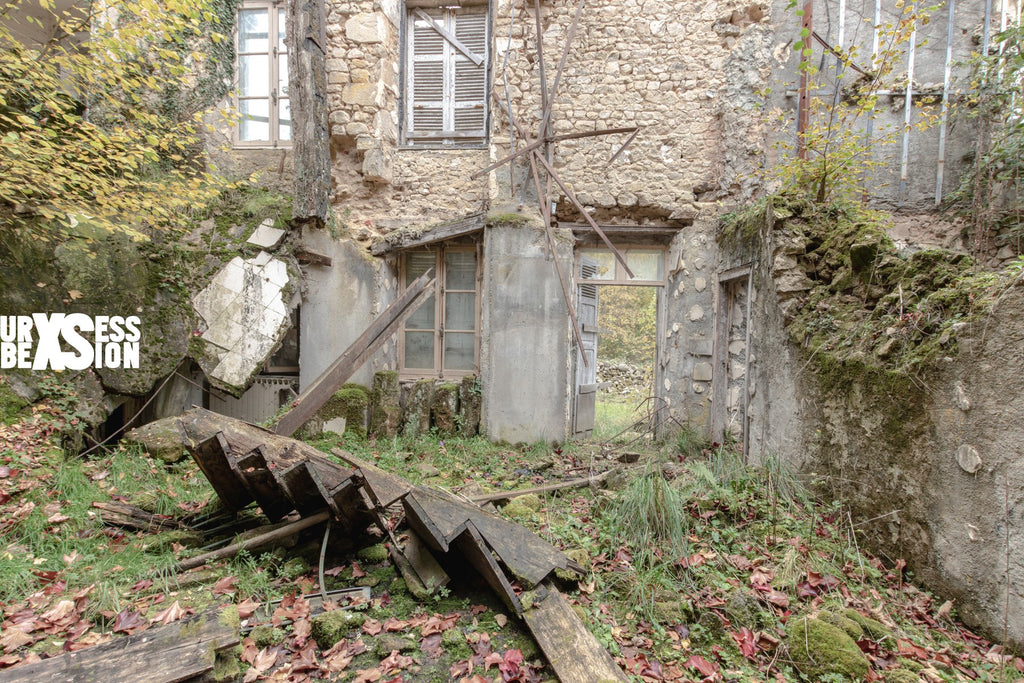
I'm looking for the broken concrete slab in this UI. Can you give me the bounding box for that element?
[192,254,298,395]
[247,219,286,249]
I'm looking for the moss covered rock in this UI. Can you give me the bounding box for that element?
[369,370,401,438]
[124,416,188,463]
[311,610,366,648]
[883,668,921,683]
[401,379,434,438]
[844,608,892,639]
[502,499,535,520]
[819,609,864,640]
[787,616,870,681]
[458,374,481,437]
[0,381,29,425]
[318,384,369,437]
[249,625,286,648]
[430,382,460,435]
[356,543,389,564]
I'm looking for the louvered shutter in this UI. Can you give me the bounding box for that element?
[451,9,488,145]
[404,6,488,147]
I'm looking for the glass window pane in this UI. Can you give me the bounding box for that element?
[445,251,476,289]
[580,250,615,280]
[278,53,289,96]
[278,98,291,141]
[445,292,475,331]
[626,250,664,281]
[278,8,287,52]
[406,294,435,330]
[444,332,475,371]
[239,99,270,141]
[239,9,269,52]
[404,331,434,369]
[406,252,435,285]
[240,54,270,97]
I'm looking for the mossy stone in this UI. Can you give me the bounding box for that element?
[311,610,366,648]
[370,370,401,438]
[209,648,242,682]
[318,383,370,437]
[401,379,434,438]
[844,608,892,639]
[278,557,310,580]
[356,543,389,564]
[502,499,534,520]
[787,616,870,681]
[819,610,864,640]
[458,375,481,437]
[430,382,460,435]
[249,625,286,648]
[0,381,28,424]
[374,633,417,656]
[123,416,189,464]
[883,669,921,683]
[515,493,543,512]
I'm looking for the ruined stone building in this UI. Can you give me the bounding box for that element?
[194,0,1024,646]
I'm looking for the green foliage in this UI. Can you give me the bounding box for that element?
[0,0,234,240]
[773,2,939,203]
[596,286,657,365]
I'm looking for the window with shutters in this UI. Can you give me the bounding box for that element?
[400,246,481,377]
[235,1,291,147]
[402,5,489,148]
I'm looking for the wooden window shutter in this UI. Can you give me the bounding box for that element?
[404,6,488,147]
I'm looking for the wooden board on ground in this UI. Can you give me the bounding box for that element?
[522,580,629,683]
[0,607,239,683]
[451,523,523,616]
[403,486,580,587]
[401,528,450,594]
[332,449,411,508]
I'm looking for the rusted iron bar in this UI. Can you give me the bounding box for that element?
[606,127,640,167]
[537,0,586,139]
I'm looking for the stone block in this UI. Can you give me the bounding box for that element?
[430,382,460,436]
[345,13,386,43]
[370,370,401,438]
[342,82,379,106]
[692,362,713,382]
[458,375,481,437]
[362,144,393,184]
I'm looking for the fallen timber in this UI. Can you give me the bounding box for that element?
[171,406,628,683]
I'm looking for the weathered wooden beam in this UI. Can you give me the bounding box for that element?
[522,580,630,683]
[171,510,331,574]
[92,501,183,532]
[287,0,331,225]
[370,213,486,256]
[531,150,635,279]
[273,270,435,436]
[469,127,638,180]
[468,471,610,504]
[0,607,239,683]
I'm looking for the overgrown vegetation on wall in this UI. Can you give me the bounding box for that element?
[0,0,236,241]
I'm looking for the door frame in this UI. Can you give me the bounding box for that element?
[712,264,753,461]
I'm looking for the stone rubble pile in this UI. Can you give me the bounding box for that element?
[596,361,653,396]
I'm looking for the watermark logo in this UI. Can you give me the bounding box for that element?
[1,314,141,370]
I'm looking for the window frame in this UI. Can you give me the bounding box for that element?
[398,243,482,379]
[400,3,491,149]
[234,0,292,148]
[576,247,668,287]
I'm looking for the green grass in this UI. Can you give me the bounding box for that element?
[592,392,649,442]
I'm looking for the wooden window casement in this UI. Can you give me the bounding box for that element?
[577,247,667,286]
[236,1,291,147]
[400,246,481,377]
[401,4,489,148]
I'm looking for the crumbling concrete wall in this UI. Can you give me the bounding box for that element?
[480,220,573,444]
[297,228,398,391]
[716,206,1024,646]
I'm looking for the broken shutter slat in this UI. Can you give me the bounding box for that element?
[413,9,483,65]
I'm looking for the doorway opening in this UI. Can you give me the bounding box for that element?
[590,285,658,443]
[572,245,666,442]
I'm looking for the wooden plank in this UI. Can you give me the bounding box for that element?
[370,213,485,256]
[404,486,579,587]
[403,492,454,553]
[190,433,252,511]
[172,510,331,574]
[91,501,182,532]
[468,127,638,180]
[522,580,629,683]
[278,461,331,516]
[273,270,435,436]
[402,528,451,594]
[332,449,412,507]
[288,0,331,224]
[0,607,239,683]
[451,523,522,616]
[467,472,610,504]
[235,446,295,522]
